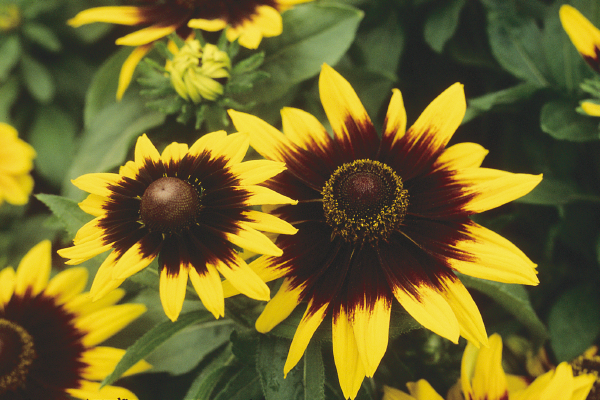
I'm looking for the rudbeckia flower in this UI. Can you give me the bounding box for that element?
[228,64,542,399]
[0,240,149,400]
[68,0,313,99]
[58,132,297,322]
[560,4,600,73]
[383,334,596,400]
[0,122,35,206]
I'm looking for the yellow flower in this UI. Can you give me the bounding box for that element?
[68,0,313,100]
[166,39,231,103]
[559,5,600,73]
[384,334,596,400]
[0,241,150,399]
[58,132,297,322]
[0,123,35,206]
[581,101,600,117]
[229,64,541,399]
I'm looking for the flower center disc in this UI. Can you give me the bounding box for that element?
[141,177,200,232]
[572,353,600,400]
[323,159,409,244]
[0,319,36,394]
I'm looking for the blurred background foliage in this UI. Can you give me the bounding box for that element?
[2,0,600,398]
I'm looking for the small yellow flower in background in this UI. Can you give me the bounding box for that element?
[0,3,20,32]
[229,64,541,399]
[0,122,36,206]
[68,0,313,100]
[0,240,150,400]
[383,334,596,400]
[167,39,231,103]
[559,4,600,74]
[58,132,297,322]
[581,101,600,117]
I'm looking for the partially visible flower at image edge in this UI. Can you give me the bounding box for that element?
[383,333,596,400]
[559,4,600,74]
[67,0,313,100]
[166,39,231,103]
[0,240,150,400]
[0,122,36,206]
[229,64,542,399]
[58,132,297,322]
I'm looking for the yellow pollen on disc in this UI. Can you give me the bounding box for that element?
[0,318,37,395]
[572,351,600,400]
[322,159,409,244]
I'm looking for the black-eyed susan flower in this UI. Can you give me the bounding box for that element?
[58,132,297,322]
[560,5,600,74]
[383,334,597,400]
[68,0,313,99]
[0,240,149,400]
[228,64,542,399]
[0,123,35,206]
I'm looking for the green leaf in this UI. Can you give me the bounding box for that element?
[21,22,62,52]
[28,106,77,188]
[84,47,135,127]
[184,345,236,400]
[20,53,55,103]
[304,342,325,400]
[257,335,303,400]
[102,310,214,387]
[0,35,21,80]
[516,178,594,206]
[35,194,93,238]
[0,77,20,123]
[463,82,539,123]
[540,99,600,141]
[549,284,600,362]
[250,2,363,103]
[64,98,165,199]
[424,0,466,53]
[457,273,548,341]
[213,364,263,400]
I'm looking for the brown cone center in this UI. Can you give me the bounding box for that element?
[141,177,200,232]
[0,319,36,394]
[339,171,387,216]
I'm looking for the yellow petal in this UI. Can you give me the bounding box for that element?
[241,210,298,235]
[228,109,291,162]
[433,143,489,171]
[0,267,16,307]
[225,224,283,256]
[77,304,147,347]
[45,267,88,305]
[382,88,407,147]
[117,44,153,100]
[449,222,539,285]
[281,107,331,152]
[78,194,107,217]
[255,278,302,333]
[284,302,328,376]
[189,265,225,319]
[80,346,151,380]
[581,101,600,117]
[332,307,366,400]
[119,160,139,179]
[134,134,161,169]
[439,277,488,348]
[392,284,459,344]
[352,297,391,377]
[559,5,600,68]
[15,240,51,297]
[0,174,33,205]
[571,372,597,400]
[404,83,465,155]
[160,142,189,164]
[319,64,372,146]
[188,130,227,157]
[111,241,157,280]
[214,254,270,301]
[159,267,189,322]
[71,173,121,197]
[66,380,139,400]
[65,288,126,317]
[461,338,478,399]
[453,168,543,213]
[67,6,145,27]
[89,251,126,301]
[471,333,508,400]
[188,18,228,32]
[406,380,444,400]
[222,254,289,298]
[382,385,416,400]
[228,160,287,185]
[243,185,298,206]
[220,132,250,167]
[116,24,177,46]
